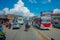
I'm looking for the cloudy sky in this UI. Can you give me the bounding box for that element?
[0,0,60,17]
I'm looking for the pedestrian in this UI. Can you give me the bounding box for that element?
[25,20,30,31]
[5,22,9,28]
[8,22,11,29]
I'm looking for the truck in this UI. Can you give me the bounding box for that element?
[40,16,52,30]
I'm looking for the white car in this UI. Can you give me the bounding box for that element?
[12,23,20,29]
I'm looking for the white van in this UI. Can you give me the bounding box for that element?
[17,17,24,25]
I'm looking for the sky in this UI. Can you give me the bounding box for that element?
[0,0,60,17]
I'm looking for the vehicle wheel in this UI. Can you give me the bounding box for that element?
[53,25,55,27]
[53,25,58,28]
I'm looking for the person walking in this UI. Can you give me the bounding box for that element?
[25,20,30,31]
[8,22,11,29]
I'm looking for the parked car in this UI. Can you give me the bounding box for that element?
[52,16,60,29]
[12,23,20,29]
[0,31,6,40]
[53,21,60,28]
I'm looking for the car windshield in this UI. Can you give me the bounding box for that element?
[18,19,22,21]
[42,20,51,23]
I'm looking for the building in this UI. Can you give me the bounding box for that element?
[7,14,15,22]
[40,11,60,22]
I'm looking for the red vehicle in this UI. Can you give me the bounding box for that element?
[33,16,52,30]
[40,16,52,29]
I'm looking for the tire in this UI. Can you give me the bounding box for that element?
[53,25,57,28]
[53,25,55,27]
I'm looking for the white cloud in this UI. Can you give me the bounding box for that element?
[3,8,10,14]
[53,8,60,14]
[1,0,35,17]
[0,11,4,15]
[48,0,51,2]
[29,0,37,3]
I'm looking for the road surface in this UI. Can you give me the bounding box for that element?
[5,25,41,40]
[32,25,60,40]
[41,27,60,40]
